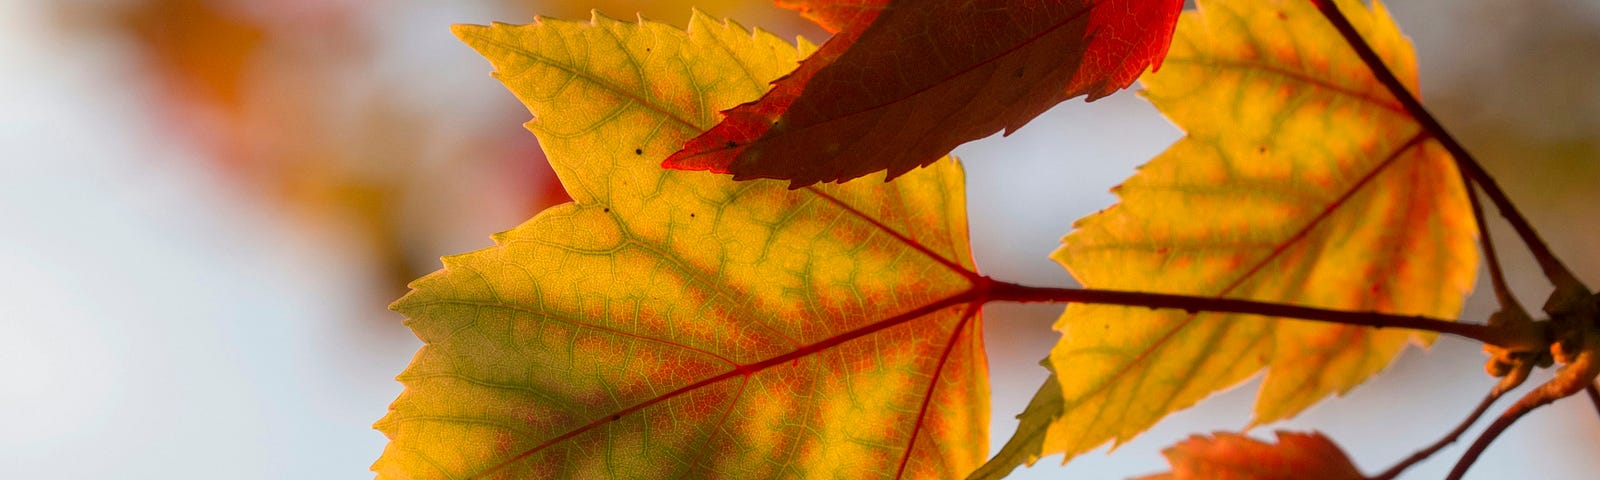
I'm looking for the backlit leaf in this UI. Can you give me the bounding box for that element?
[1137,431,1367,480]
[373,11,991,479]
[663,0,1184,187]
[775,0,887,32]
[978,0,1476,475]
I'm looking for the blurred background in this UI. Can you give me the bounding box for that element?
[2,0,1595,478]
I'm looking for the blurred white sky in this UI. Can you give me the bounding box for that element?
[2,0,1597,478]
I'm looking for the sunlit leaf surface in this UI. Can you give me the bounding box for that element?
[979,0,1477,476]
[1137,431,1367,480]
[374,12,991,479]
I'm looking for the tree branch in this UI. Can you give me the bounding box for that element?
[1447,332,1600,479]
[1308,0,1585,293]
[981,279,1541,349]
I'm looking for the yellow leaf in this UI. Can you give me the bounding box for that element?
[373,11,990,479]
[979,0,1477,475]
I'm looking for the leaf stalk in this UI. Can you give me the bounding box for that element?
[1307,0,1586,296]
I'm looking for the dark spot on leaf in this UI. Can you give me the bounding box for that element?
[1258,146,1267,154]
[725,141,738,148]
[603,208,610,213]
[689,213,696,218]
[611,414,621,421]
[634,148,643,155]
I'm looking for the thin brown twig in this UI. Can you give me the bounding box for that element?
[1447,332,1600,480]
[981,279,1541,349]
[1308,0,1585,293]
[1586,383,1600,420]
[1459,169,1523,313]
[1374,387,1504,480]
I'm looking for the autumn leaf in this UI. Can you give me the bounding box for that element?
[373,12,992,479]
[663,0,1184,187]
[976,0,1477,476]
[1137,431,1367,480]
[531,0,827,37]
[775,0,886,32]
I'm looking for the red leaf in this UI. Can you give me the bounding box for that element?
[776,0,888,32]
[664,0,1184,187]
[1140,431,1368,480]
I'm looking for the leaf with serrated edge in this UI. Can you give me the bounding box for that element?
[1136,431,1367,480]
[977,0,1475,476]
[373,11,991,479]
[664,0,1183,187]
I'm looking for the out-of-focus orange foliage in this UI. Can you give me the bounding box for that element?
[67,0,569,298]
[121,0,262,111]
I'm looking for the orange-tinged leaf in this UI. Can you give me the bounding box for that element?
[978,0,1476,476]
[776,0,887,33]
[664,0,1184,187]
[1138,431,1367,480]
[374,12,991,479]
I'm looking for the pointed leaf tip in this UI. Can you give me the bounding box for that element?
[384,12,988,479]
[986,0,1475,473]
[664,0,1184,186]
